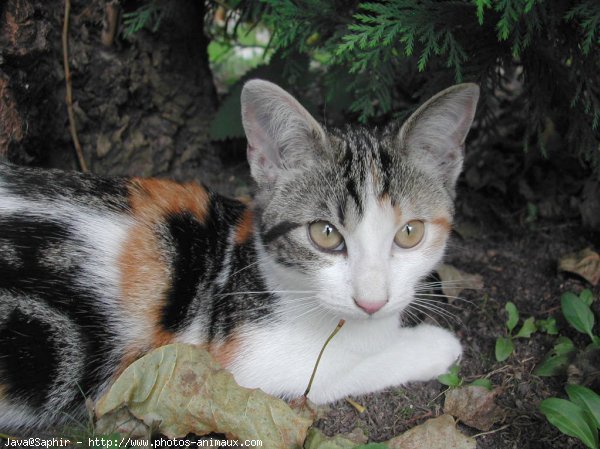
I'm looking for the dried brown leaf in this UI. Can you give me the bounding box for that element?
[386,414,476,449]
[559,247,600,286]
[95,344,312,448]
[436,264,484,300]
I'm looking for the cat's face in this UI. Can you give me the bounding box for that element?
[241,80,479,321]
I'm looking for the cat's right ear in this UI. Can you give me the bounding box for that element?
[241,79,327,186]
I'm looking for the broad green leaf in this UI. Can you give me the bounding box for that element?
[534,353,572,377]
[515,317,537,338]
[534,337,576,377]
[537,317,559,335]
[540,398,599,449]
[495,336,514,362]
[505,302,519,333]
[470,378,493,390]
[96,344,312,447]
[386,414,475,449]
[562,293,595,339]
[438,363,461,387]
[567,385,600,429]
[581,289,595,306]
[554,336,576,355]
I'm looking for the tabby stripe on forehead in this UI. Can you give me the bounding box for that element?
[341,145,363,214]
[261,221,301,245]
[378,149,392,195]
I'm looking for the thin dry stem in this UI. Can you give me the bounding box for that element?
[62,0,88,172]
[303,319,346,398]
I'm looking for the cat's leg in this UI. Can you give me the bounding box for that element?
[308,323,461,403]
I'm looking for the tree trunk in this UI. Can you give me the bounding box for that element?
[0,0,223,185]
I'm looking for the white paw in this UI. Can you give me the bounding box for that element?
[409,324,462,380]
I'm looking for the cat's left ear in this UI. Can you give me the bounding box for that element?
[241,79,327,186]
[398,83,479,195]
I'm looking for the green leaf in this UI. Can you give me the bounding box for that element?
[555,336,576,355]
[470,378,493,390]
[537,317,559,335]
[515,317,537,338]
[495,336,514,362]
[534,336,576,377]
[567,384,600,429]
[505,302,519,333]
[581,289,595,306]
[540,398,599,449]
[562,292,596,339]
[438,364,461,387]
[534,353,572,377]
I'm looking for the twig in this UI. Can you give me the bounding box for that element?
[472,423,511,438]
[304,319,345,398]
[62,0,88,172]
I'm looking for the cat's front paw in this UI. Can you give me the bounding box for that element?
[410,324,462,379]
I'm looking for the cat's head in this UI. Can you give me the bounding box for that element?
[241,80,478,321]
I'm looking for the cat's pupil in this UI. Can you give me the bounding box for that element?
[405,224,412,235]
[324,224,333,237]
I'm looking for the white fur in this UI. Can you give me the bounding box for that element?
[230,183,461,403]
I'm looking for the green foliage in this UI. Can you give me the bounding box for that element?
[534,336,576,377]
[437,363,462,388]
[540,396,599,449]
[122,1,162,38]
[535,289,598,378]
[561,291,598,343]
[470,378,493,390]
[255,0,600,173]
[495,302,538,361]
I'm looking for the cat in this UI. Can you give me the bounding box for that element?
[0,79,479,432]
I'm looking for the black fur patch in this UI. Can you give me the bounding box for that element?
[162,212,214,331]
[0,309,58,406]
[0,217,115,400]
[162,194,245,332]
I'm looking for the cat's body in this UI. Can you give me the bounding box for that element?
[0,80,479,431]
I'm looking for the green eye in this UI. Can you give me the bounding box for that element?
[394,220,425,248]
[308,221,345,252]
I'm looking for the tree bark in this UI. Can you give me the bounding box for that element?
[0,0,222,184]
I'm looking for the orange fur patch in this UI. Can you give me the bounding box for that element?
[431,216,452,232]
[118,178,210,350]
[234,208,254,245]
[209,335,241,368]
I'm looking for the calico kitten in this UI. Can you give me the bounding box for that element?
[0,80,478,431]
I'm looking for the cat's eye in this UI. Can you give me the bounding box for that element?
[394,220,425,248]
[308,221,345,252]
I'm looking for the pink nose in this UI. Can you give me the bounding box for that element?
[354,299,387,315]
